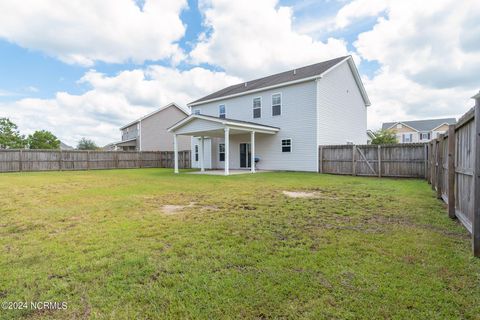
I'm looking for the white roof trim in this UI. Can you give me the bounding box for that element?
[113,137,137,145]
[187,56,371,108]
[168,114,280,133]
[431,122,451,132]
[120,102,189,130]
[472,91,480,99]
[385,122,419,132]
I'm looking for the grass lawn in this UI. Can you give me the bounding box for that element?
[1,169,479,319]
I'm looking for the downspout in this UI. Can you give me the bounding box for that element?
[138,121,142,151]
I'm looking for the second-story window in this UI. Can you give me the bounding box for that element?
[193,109,200,115]
[272,93,281,116]
[219,105,226,118]
[253,97,261,118]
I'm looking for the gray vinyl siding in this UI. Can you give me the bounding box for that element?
[316,62,367,145]
[140,105,190,151]
[174,118,224,135]
[122,124,138,141]
[192,81,318,172]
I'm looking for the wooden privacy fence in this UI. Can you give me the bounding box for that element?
[427,104,480,257]
[0,150,191,172]
[319,143,427,178]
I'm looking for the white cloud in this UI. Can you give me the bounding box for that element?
[190,0,354,79]
[334,0,387,29]
[0,0,187,66]
[343,0,480,127]
[0,67,240,146]
[364,68,473,130]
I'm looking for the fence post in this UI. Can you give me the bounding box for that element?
[87,151,90,170]
[424,143,428,180]
[319,146,323,173]
[437,134,444,199]
[447,125,456,219]
[115,152,119,169]
[59,150,63,171]
[377,145,382,178]
[431,141,436,190]
[137,152,142,168]
[352,145,356,176]
[473,99,480,256]
[19,149,23,172]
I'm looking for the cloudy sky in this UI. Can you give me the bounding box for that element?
[0,0,478,146]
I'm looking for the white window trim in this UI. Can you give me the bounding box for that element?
[281,138,292,153]
[272,92,282,116]
[253,96,262,118]
[219,143,225,162]
[402,133,413,143]
[219,104,226,118]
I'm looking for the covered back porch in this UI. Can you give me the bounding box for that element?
[168,114,279,175]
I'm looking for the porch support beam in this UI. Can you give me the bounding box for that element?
[173,134,179,174]
[251,131,256,173]
[200,136,205,172]
[224,127,230,176]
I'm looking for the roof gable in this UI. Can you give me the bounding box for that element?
[189,56,370,106]
[382,118,457,132]
[120,102,189,130]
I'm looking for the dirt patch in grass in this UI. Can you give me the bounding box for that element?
[283,191,319,198]
[162,202,196,214]
[161,202,220,215]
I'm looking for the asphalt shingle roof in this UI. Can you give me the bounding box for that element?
[382,118,457,131]
[189,56,349,105]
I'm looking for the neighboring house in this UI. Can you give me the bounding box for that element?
[382,118,457,143]
[168,56,370,174]
[60,141,74,150]
[366,130,376,144]
[115,103,190,151]
[102,143,119,151]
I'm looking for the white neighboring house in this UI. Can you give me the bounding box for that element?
[168,56,370,174]
[115,102,190,151]
[382,118,457,144]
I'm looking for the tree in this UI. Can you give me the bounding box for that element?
[27,130,60,149]
[371,129,398,145]
[77,137,98,150]
[0,118,26,149]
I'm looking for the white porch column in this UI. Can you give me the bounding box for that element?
[250,131,255,173]
[224,127,230,176]
[200,136,205,172]
[173,134,179,174]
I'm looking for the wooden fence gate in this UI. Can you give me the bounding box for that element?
[319,143,427,178]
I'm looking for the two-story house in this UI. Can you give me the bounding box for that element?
[115,102,190,151]
[381,118,457,144]
[168,56,371,174]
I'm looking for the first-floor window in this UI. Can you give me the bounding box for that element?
[282,139,291,152]
[195,145,199,161]
[402,133,413,143]
[219,143,225,161]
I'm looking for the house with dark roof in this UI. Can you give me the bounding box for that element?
[114,102,190,151]
[382,118,456,143]
[168,56,370,174]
